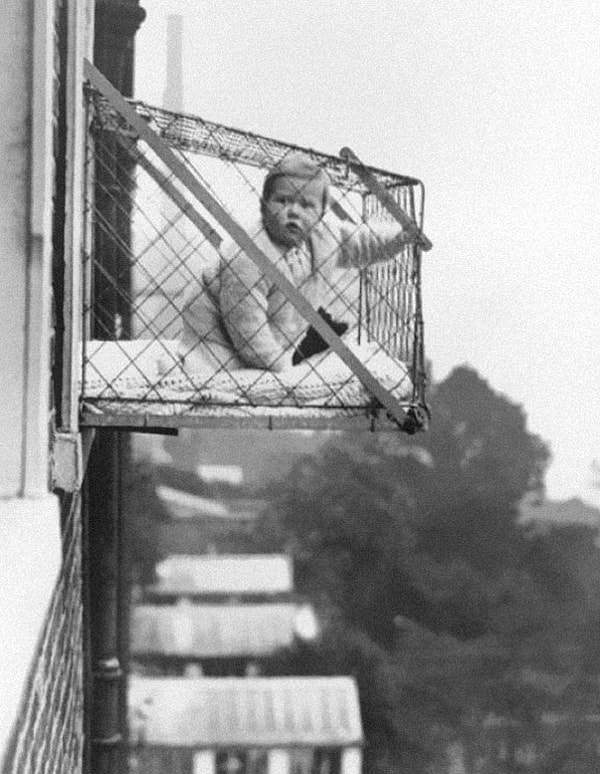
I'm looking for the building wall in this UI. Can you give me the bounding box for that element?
[0,0,35,496]
[0,0,61,762]
[0,0,92,770]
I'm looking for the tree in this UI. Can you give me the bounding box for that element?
[422,366,549,504]
[251,365,600,772]
[259,367,551,643]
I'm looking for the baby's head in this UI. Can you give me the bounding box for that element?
[261,154,330,248]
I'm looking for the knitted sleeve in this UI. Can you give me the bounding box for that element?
[219,250,289,371]
[335,222,407,269]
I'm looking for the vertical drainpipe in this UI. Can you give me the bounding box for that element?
[86,2,145,773]
[86,430,123,774]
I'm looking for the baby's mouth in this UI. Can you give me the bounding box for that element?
[285,222,307,242]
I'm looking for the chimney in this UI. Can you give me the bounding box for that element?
[163,14,184,111]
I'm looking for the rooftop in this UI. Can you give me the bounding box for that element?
[150,553,294,597]
[129,676,363,748]
[131,602,318,658]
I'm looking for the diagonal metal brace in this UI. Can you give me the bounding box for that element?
[84,59,415,430]
[339,147,432,252]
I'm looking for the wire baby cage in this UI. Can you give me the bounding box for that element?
[79,61,430,433]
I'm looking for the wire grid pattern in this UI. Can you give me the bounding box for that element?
[5,495,84,774]
[81,91,427,428]
[362,185,421,361]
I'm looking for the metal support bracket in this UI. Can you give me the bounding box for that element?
[52,428,96,492]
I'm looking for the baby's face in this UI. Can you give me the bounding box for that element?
[262,176,325,248]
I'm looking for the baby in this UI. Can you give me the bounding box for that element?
[180,153,417,374]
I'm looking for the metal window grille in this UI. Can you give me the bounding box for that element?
[79,65,429,433]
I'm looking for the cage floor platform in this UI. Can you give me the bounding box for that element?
[80,339,424,433]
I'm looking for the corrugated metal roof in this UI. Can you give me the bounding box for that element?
[129,676,363,748]
[157,487,267,521]
[150,554,294,597]
[155,488,267,523]
[156,486,230,519]
[130,603,314,657]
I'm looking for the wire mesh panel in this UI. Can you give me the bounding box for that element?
[80,70,429,432]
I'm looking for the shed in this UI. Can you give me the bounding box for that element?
[129,676,363,774]
[147,554,294,602]
[152,486,268,555]
[130,602,318,674]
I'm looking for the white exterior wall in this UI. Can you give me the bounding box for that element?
[0,497,62,755]
[0,0,32,495]
[0,0,61,758]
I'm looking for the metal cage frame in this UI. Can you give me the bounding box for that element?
[74,60,430,434]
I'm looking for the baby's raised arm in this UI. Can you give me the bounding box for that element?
[336,222,412,269]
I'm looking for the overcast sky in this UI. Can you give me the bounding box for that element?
[134,0,600,506]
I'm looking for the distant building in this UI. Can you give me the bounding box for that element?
[157,485,231,518]
[162,428,326,487]
[519,495,600,528]
[129,676,364,774]
[197,465,245,486]
[130,601,319,676]
[145,554,294,603]
[154,485,266,554]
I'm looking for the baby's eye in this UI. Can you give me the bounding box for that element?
[275,195,292,205]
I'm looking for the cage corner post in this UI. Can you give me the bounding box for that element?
[85,2,146,773]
